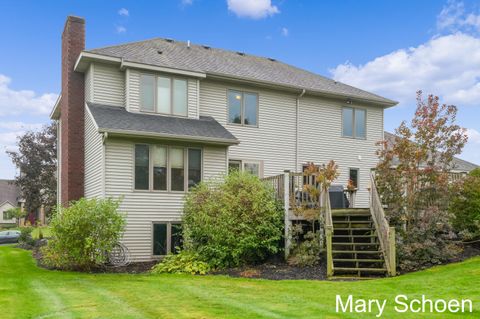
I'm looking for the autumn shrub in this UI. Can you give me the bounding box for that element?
[41,198,125,270]
[182,171,283,269]
[450,168,480,241]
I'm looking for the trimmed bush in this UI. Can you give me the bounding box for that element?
[41,198,125,270]
[151,251,210,275]
[183,171,283,269]
[19,226,34,246]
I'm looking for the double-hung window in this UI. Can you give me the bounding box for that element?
[227,90,258,126]
[140,74,188,116]
[342,107,366,139]
[134,145,202,191]
[349,168,359,188]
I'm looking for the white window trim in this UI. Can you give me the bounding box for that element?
[133,144,202,193]
[227,89,259,127]
[342,106,367,139]
[140,73,188,117]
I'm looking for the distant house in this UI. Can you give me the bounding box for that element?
[384,131,478,180]
[0,180,22,225]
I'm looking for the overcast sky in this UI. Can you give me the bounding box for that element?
[0,0,479,178]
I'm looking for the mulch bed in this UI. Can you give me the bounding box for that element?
[213,260,327,280]
[20,239,480,279]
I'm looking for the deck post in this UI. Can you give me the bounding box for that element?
[283,170,291,259]
[388,227,396,276]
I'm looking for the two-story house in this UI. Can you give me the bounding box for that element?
[51,16,398,262]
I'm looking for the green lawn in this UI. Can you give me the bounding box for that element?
[0,246,479,319]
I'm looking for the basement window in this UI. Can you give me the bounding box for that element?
[153,222,183,256]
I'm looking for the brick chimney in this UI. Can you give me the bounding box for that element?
[60,16,85,205]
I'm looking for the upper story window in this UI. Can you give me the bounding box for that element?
[342,107,366,139]
[227,90,258,126]
[134,144,202,192]
[140,74,187,116]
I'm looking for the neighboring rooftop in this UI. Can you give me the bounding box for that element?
[0,180,20,206]
[87,38,397,106]
[384,131,478,173]
[87,103,239,145]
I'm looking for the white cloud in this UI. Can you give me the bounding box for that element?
[116,26,127,34]
[437,0,480,34]
[281,27,289,37]
[467,128,480,144]
[118,8,129,17]
[0,122,44,131]
[227,0,279,19]
[330,33,480,107]
[0,74,58,116]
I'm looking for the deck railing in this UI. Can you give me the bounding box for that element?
[369,172,396,276]
[262,171,333,264]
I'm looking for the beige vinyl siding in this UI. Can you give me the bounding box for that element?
[298,97,383,207]
[199,80,297,177]
[84,64,93,102]
[126,69,198,118]
[91,63,125,107]
[199,79,383,207]
[104,139,227,261]
[203,146,228,181]
[84,106,104,198]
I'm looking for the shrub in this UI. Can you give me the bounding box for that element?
[41,198,125,270]
[19,226,34,246]
[288,231,322,267]
[151,251,210,275]
[183,171,283,269]
[450,168,480,240]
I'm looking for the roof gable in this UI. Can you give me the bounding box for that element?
[87,38,397,106]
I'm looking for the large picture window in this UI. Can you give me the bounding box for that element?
[141,74,188,116]
[153,222,183,256]
[134,145,202,192]
[228,90,258,126]
[342,107,366,139]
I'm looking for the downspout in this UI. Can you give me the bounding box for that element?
[295,89,306,171]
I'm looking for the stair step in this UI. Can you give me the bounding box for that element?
[334,267,387,273]
[332,242,379,246]
[333,221,372,224]
[332,209,370,216]
[332,250,381,254]
[334,227,374,231]
[333,258,384,263]
[333,235,377,238]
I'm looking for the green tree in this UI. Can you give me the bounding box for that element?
[7,123,57,215]
[450,168,480,240]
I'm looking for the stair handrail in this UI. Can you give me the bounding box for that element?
[369,172,396,276]
[323,187,334,277]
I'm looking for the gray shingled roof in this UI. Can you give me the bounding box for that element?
[384,131,478,173]
[0,180,20,206]
[88,38,396,106]
[87,103,238,145]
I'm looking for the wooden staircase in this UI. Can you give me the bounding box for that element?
[330,208,387,277]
